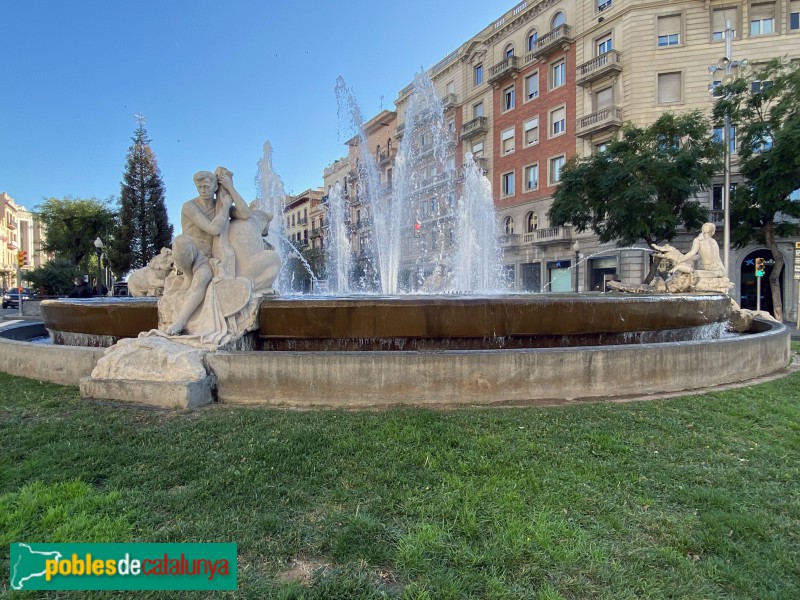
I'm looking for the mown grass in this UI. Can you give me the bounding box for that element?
[1,346,799,599]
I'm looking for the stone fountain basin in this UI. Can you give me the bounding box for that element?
[41,293,733,350]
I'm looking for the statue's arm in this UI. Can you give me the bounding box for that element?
[217,169,251,220]
[182,198,231,236]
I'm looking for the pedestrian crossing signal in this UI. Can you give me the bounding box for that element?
[755,257,766,277]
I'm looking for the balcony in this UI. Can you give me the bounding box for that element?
[531,24,573,59]
[499,233,520,247]
[311,228,323,239]
[710,210,724,225]
[460,116,488,141]
[577,106,622,138]
[441,93,458,112]
[487,56,520,86]
[298,217,308,225]
[377,147,397,166]
[355,217,374,230]
[576,50,622,87]
[522,226,572,245]
[396,122,405,139]
[7,218,16,230]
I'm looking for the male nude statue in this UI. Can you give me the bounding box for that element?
[676,222,727,278]
[166,168,251,335]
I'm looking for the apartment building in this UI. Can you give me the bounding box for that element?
[284,188,324,250]
[323,0,800,312]
[0,192,47,290]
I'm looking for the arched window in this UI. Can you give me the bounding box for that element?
[504,44,515,58]
[504,216,515,235]
[526,212,538,232]
[527,29,539,52]
[551,11,565,28]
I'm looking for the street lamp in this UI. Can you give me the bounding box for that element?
[94,237,103,295]
[573,239,582,293]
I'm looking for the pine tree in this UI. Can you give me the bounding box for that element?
[111,117,173,274]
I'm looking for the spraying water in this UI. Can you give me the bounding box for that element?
[324,181,352,294]
[254,141,292,291]
[452,152,503,292]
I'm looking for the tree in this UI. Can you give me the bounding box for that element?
[111,120,173,275]
[713,58,800,321]
[35,196,117,269]
[547,111,723,282]
[24,258,80,296]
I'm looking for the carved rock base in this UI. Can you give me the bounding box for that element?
[80,376,214,409]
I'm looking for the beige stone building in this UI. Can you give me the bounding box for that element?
[0,192,48,291]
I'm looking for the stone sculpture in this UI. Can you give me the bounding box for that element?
[157,167,279,345]
[608,223,733,295]
[87,165,281,407]
[127,247,174,297]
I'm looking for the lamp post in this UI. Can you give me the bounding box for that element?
[573,239,582,293]
[94,237,103,295]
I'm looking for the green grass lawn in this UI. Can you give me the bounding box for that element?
[1,347,799,599]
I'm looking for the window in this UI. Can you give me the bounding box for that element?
[551,60,566,88]
[751,80,773,93]
[550,106,566,137]
[503,85,516,111]
[474,64,483,85]
[524,117,539,146]
[595,142,609,153]
[750,3,775,35]
[431,198,437,215]
[525,72,539,100]
[657,15,681,46]
[790,188,800,201]
[550,155,566,184]
[473,101,484,118]
[792,0,800,30]
[448,192,455,209]
[712,8,738,41]
[447,119,455,133]
[552,11,565,28]
[524,165,539,191]
[712,184,736,210]
[597,0,612,11]
[504,216,515,234]
[527,30,539,52]
[657,71,682,104]
[502,172,515,196]
[472,141,484,158]
[526,211,539,232]
[446,80,455,94]
[504,44,515,58]
[712,125,736,153]
[594,87,613,112]
[597,34,613,55]
[502,128,515,154]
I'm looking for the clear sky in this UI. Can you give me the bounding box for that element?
[1,0,507,227]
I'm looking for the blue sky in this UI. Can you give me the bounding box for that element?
[1,0,506,227]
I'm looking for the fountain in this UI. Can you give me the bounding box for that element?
[0,84,790,407]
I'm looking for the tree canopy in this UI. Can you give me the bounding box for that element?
[713,57,800,320]
[547,111,722,279]
[110,121,173,275]
[34,196,116,268]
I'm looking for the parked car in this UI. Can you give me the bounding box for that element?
[2,288,34,309]
[113,281,130,296]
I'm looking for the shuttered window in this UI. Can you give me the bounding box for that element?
[551,107,566,136]
[502,128,515,154]
[657,72,682,104]
[791,0,800,30]
[524,118,539,146]
[750,3,775,35]
[712,8,737,40]
[595,87,614,110]
[657,15,681,46]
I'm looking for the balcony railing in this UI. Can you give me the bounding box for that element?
[7,219,16,230]
[311,228,323,238]
[577,106,622,138]
[460,116,488,141]
[396,122,405,138]
[576,50,623,86]
[710,210,724,224]
[441,93,458,111]
[499,233,520,246]
[487,55,520,85]
[532,24,573,58]
[522,226,572,244]
[377,147,397,166]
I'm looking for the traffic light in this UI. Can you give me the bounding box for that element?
[755,257,766,277]
[16,250,26,268]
